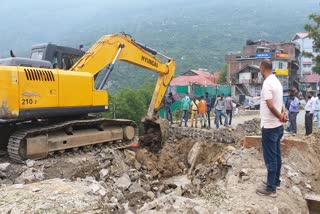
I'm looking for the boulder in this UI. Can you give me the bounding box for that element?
[116,173,131,189]
[0,163,10,172]
[26,160,36,168]
[129,182,146,194]
[147,191,155,200]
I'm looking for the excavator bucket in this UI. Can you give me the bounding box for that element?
[140,117,169,152]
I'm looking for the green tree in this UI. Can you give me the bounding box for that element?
[102,79,155,125]
[305,13,320,74]
[217,64,227,84]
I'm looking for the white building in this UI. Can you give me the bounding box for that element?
[291,33,315,78]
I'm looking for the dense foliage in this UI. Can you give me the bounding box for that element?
[305,13,320,74]
[102,79,155,125]
[218,64,227,84]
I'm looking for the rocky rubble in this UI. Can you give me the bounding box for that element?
[0,118,319,213]
[168,118,261,145]
[0,178,108,213]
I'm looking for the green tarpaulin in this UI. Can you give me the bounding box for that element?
[176,85,188,93]
[193,85,231,97]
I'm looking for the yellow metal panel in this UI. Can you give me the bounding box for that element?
[275,69,288,76]
[92,91,108,107]
[0,66,19,118]
[58,70,93,107]
[18,67,59,109]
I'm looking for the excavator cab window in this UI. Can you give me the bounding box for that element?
[62,54,81,70]
[31,51,44,60]
[52,52,59,68]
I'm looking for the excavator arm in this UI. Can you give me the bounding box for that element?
[70,33,175,118]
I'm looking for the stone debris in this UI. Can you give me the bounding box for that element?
[292,185,303,197]
[25,159,36,168]
[99,168,109,180]
[14,168,45,184]
[139,192,212,214]
[269,207,279,214]
[0,118,317,213]
[0,162,10,172]
[0,178,107,213]
[116,173,132,189]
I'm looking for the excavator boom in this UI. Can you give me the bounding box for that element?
[71,33,175,117]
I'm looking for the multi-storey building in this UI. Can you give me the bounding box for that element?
[291,33,314,77]
[225,40,299,96]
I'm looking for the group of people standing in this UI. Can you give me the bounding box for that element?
[164,91,234,129]
[303,91,320,135]
[285,89,320,136]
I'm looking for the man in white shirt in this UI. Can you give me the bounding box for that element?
[314,93,320,130]
[256,60,287,198]
[304,91,316,135]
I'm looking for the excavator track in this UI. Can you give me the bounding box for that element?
[7,118,137,163]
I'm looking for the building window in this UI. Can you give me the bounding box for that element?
[279,62,283,69]
[272,61,287,69]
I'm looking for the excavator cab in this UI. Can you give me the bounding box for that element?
[31,43,85,69]
[0,44,85,70]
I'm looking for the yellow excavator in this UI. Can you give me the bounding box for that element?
[0,33,175,162]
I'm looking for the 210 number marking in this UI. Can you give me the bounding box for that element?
[21,99,37,105]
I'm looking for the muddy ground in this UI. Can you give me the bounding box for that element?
[0,117,319,213]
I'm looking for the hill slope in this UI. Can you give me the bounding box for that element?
[0,0,318,91]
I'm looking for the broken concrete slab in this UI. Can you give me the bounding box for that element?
[116,173,131,189]
[99,169,109,180]
[242,136,306,156]
[242,136,261,149]
[188,142,202,174]
[305,194,320,214]
[0,163,10,172]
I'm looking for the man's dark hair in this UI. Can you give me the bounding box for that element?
[169,92,173,96]
[318,93,320,97]
[260,59,272,71]
[205,92,208,95]
[186,92,189,95]
[200,96,204,99]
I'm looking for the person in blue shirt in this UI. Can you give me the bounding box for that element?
[205,92,212,128]
[179,92,191,127]
[288,91,300,134]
